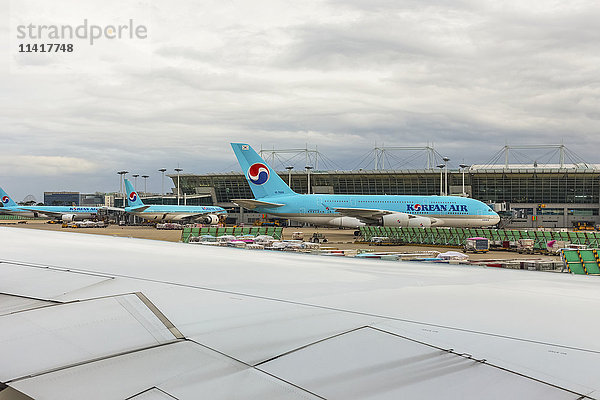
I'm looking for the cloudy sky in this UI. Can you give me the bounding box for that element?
[2,0,600,201]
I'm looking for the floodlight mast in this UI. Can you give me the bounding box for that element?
[436,164,445,196]
[285,166,294,187]
[459,164,470,196]
[305,166,313,194]
[117,171,128,202]
[443,157,450,196]
[174,168,183,205]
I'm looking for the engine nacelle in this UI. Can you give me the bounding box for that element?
[199,214,220,225]
[407,216,432,228]
[61,214,76,222]
[381,213,432,228]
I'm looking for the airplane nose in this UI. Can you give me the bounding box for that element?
[492,213,501,225]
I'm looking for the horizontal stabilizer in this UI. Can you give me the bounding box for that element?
[130,206,151,212]
[232,199,285,210]
[100,206,126,212]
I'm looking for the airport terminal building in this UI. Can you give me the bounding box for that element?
[170,164,600,228]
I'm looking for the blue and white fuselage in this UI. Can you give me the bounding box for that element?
[123,179,226,223]
[231,143,500,228]
[0,188,100,221]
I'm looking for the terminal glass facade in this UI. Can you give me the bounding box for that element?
[44,192,80,206]
[176,169,600,205]
[470,172,600,204]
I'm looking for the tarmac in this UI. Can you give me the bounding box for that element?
[0,220,560,262]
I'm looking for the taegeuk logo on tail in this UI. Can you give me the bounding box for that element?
[248,163,270,185]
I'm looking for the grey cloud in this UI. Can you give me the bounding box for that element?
[4,0,600,200]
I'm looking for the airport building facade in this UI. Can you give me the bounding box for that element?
[44,192,108,207]
[170,165,600,228]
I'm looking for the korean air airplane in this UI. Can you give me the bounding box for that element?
[231,143,500,228]
[124,179,226,223]
[0,186,101,221]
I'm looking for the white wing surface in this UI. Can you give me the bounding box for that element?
[0,227,599,399]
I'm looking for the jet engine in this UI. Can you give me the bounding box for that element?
[61,214,76,222]
[381,213,432,228]
[199,214,220,225]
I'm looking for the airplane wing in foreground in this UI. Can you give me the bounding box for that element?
[0,227,598,399]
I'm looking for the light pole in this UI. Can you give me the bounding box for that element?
[174,168,183,205]
[443,157,450,196]
[459,164,470,196]
[285,166,294,187]
[142,175,149,194]
[305,166,313,194]
[132,174,139,191]
[158,168,167,204]
[436,165,445,196]
[117,171,128,204]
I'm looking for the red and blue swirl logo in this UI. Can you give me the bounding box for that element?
[248,163,269,185]
[1,196,9,204]
[414,203,422,211]
[129,192,138,202]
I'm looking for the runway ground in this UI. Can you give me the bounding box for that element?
[0,220,560,262]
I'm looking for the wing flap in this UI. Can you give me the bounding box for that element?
[334,207,397,224]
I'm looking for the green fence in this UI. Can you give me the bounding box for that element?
[181,226,283,243]
[359,226,600,251]
[0,215,42,220]
[561,249,600,275]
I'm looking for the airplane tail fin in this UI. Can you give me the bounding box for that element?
[230,143,297,199]
[124,179,145,208]
[0,186,18,207]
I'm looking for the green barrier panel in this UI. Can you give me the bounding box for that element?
[181,228,191,243]
[400,227,411,243]
[422,228,433,245]
[567,231,579,243]
[399,227,406,239]
[434,229,444,245]
[453,228,464,244]
[562,250,586,275]
[577,232,587,245]
[555,232,566,241]
[427,228,437,244]
[580,250,600,274]
[359,226,369,241]
[584,232,596,247]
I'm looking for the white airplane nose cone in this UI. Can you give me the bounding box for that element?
[492,214,501,225]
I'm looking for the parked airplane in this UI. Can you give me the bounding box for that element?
[0,227,599,399]
[0,186,101,221]
[124,179,225,223]
[231,143,500,228]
